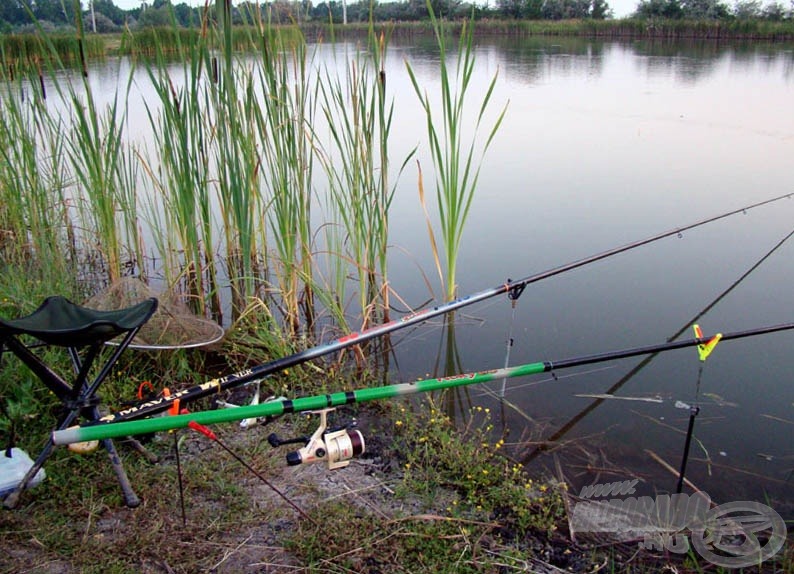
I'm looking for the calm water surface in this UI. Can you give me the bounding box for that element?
[383,37,794,517]
[73,37,794,516]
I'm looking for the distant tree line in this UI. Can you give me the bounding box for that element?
[0,0,792,34]
[634,0,792,18]
[0,0,202,33]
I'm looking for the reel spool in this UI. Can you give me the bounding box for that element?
[270,408,365,470]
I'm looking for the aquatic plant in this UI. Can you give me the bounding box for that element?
[318,25,414,329]
[406,5,507,301]
[251,25,318,335]
[0,68,74,289]
[60,79,140,284]
[138,28,220,318]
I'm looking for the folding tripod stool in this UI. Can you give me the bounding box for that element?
[0,295,158,509]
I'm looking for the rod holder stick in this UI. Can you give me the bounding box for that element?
[676,406,699,494]
[174,431,187,527]
[499,299,518,399]
[187,422,317,526]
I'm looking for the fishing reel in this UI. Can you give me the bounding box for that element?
[267,408,365,469]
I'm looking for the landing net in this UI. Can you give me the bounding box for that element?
[84,277,225,350]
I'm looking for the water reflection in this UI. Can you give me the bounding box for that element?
[451,36,794,87]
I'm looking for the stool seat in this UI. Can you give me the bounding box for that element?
[0,296,158,347]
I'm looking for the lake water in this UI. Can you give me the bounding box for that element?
[373,36,794,519]
[51,36,794,517]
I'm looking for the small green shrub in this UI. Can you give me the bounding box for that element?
[392,397,564,537]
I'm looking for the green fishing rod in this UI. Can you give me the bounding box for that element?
[52,321,794,445]
[93,192,793,425]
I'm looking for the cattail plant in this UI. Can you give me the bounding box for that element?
[406,5,507,301]
[250,23,317,336]
[318,26,414,330]
[139,30,221,319]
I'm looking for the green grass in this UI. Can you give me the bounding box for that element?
[392,397,564,534]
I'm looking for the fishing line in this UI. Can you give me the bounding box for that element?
[521,224,794,465]
[478,367,619,427]
[380,306,494,383]
[187,421,317,525]
[485,364,618,395]
[370,307,488,355]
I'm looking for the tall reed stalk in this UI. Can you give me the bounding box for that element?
[318,28,412,329]
[215,24,252,315]
[0,69,74,288]
[406,6,507,301]
[139,28,221,319]
[250,24,317,335]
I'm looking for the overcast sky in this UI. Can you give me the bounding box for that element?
[109,0,637,18]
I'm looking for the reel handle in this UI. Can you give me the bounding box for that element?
[267,433,308,448]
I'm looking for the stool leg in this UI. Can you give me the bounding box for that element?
[4,411,142,509]
[101,437,140,508]
[91,405,140,508]
[3,403,82,509]
[3,439,55,509]
[123,436,160,464]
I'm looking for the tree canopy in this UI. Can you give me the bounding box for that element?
[0,0,791,34]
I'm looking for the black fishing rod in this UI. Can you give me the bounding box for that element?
[97,192,793,425]
[53,320,794,444]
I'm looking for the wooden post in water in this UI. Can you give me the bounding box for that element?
[74,0,88,78]
[36,57,46,100]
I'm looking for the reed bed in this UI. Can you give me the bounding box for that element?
[318,27,414,330]
[2,19,794,72]
[116,24,308,57]
[0,69,75,289]
[0,8,503,364]
[0,33,105,72]
[301,18,794,40]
